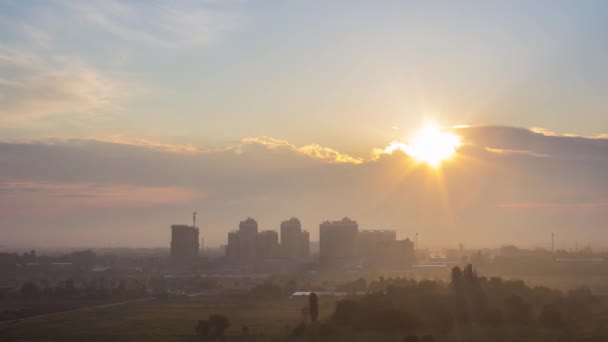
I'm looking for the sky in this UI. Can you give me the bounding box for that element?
[1,1,607,249]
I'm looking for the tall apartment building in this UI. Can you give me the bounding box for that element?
[170,225,199,262]
[226,218,283,267]
[357,230,415,268]
[226,231,239,262]
[257,230,280,260]
[385,238,415,268]
[238,217,258,263]
[319,217,358,266]
[280,217,310,261]
[358,230,397,258]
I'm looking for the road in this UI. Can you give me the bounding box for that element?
[0,289,224,325]
[0,297,156,325]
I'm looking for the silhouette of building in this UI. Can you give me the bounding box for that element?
[170,225,199,263]
[383,238,415,268]
[238,218,258,264]
[280,217,310,261]
[299,230,310,260]
[357,230,415,269]
[319,217,358,267]
[226,231,239,262]
[226,218,283,269]
[257,230,280,260]
[358,230,397,259]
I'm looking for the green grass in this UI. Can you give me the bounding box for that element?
[1,294,337,342]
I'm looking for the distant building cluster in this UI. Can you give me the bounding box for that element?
[225,218,310,269]
[169,216,414,271]
[320,217,415,269]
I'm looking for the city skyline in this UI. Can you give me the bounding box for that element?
[1,1,608,249]
[3,2,608,341]
[3,125,607,249]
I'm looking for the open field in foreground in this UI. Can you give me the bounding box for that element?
[0,294,339,342]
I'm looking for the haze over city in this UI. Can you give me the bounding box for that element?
[5,2,608,342]
[1,0,608,250]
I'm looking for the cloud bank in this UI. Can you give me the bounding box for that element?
[0,126,607,248]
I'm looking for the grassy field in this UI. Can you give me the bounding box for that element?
[0,294,340,342]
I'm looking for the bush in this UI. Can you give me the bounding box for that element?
[403,335,420,342]
[196,314,229,338]
[291,322,306,337]
[480,308,503,327]
[421,335,435,342]
[539,305,564,328]
[20,282,39,298]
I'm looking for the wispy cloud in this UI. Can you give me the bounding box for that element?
[20,23,54,48]
[101,135,203,154]
[497,201,608,209]
[0,47,116,120]
[242,136,364,164]
[65,0,240,48]
[484,147,548,158]
[529,127,560,136]
[0,181,203,216]
[62,135,366,164]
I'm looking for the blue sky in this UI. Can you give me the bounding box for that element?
[1,1,608,247]
[2,1,607,153]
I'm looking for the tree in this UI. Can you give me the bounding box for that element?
[208,314,230,337]
[504,295,531,325]
[291,322,306,337]
[376,308,417,332]
[196,320,210,337]
[309,292,319,323]
[451,266,463,289]
[480,308,503,327]
[20,281,39,298]
[334,299,359,325]
[65,279,76,296]
[430,306,454,334]
[539,305,564,328]
[301,307,309,322]
[285,279,297,296]
[421,335,435,342]
[403,335,420,342]
[197,315,229,339]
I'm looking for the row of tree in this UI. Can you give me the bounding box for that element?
[325,265,605,341]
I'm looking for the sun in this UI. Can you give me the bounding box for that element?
[403,123,462,167]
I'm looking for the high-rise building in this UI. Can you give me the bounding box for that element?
[226,231,239,262]
[238,218,258,263]
[170,225,199,262]
[358,230,397,259]
[381,238,415,269]
[257,230,280,260]
[280,217,310,261]
[299,230,310,260]
[319,217,358,266]
[225,218,283,268]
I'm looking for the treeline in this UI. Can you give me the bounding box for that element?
[17,279,148,300]
[321,265,606,341]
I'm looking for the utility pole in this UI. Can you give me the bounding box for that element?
[193,211,197,228]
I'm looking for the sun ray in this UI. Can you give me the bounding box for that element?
[403,123,462,167]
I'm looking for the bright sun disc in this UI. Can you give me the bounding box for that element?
[404,124,462,167]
